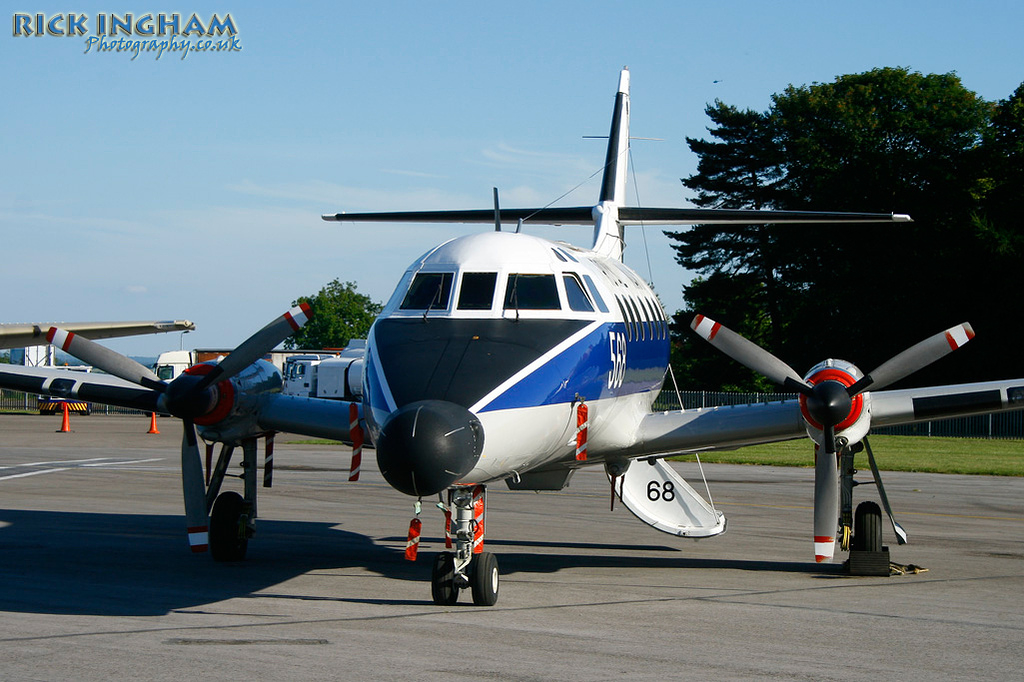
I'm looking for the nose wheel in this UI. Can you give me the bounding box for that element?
[431,550,500,606]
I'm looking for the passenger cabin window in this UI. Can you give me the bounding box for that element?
[401,272,453,310]
[616,296,633,342]
[504,274,560,310]
[563,274,594,312]
[458,272,497,310]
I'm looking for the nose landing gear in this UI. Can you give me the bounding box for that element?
[431,485,499,606]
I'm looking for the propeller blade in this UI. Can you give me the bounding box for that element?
[813,439,840,563]
[691,315,810,393]
[46,327,166,391]
[181,420,209,553]
[193,303,313,392]
[847,322,975,395]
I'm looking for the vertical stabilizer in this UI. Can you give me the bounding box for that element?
[593,68,630,260]
[599,68,630,204]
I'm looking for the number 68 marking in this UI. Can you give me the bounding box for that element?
[646,480,675,502]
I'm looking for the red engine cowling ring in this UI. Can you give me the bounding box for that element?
[183,363,236,426]
[799,367,864,432]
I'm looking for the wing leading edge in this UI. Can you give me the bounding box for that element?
[625,378,1024,460]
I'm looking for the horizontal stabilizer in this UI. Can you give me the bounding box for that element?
[617,207,911,225]
[323,207,596,225]
[323,206,910,227]
[615,459,726,538]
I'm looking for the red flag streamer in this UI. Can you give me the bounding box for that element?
[444,507,453,549]
[575,402,589,461]
[349,403,363,482]
[472,485,485,554]
[405,517,422,561]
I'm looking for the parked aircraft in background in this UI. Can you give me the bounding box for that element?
[3,70,1022,606]
[0,320,194,351]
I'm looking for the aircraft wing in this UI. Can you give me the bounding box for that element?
[0,363,359,443]
[0,364,160,412]
[0,320,195,350]
[624,378,1024,458]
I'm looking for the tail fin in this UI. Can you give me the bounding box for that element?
[599,68,630,204]
[592,68,630,260]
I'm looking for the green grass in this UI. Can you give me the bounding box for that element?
[288,433,1024,476]
[671,435,1024,476]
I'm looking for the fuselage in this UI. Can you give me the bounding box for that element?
[362,230,670,489]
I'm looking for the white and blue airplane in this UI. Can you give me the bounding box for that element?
[4,69,1023,606]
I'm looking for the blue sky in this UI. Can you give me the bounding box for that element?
[3,1,1022,356]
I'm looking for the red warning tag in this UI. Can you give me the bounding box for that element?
[405,517,422,562]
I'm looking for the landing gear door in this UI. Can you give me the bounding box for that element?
[615,459,726,538]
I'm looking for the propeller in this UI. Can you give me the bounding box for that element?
[46,327,167,391]
[691,315,974,562]
[44,302,313,553]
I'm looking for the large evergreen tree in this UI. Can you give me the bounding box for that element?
[670,68,1019,389]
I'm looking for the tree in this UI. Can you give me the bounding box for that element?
[670,272,779,392]
[974,82,1024,254]
[667,103,791,386]
[670,68,1006,388]
[285,279,382,350]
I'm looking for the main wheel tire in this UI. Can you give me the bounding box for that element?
[469,551,499,606]
[209,491,248,562]
[852,501,883,553]
[431,551,459,605]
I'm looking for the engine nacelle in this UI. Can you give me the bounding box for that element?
[186,359,282,443]
[799,359,872,449]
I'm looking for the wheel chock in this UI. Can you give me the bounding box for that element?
[847,547,891,576]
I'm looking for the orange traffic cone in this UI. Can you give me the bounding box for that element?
[57,402,71,433]
[147,411,160,434]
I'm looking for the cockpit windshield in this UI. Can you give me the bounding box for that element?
[401,272,453,310]
[458,272,497,310]
[504,274,560,310]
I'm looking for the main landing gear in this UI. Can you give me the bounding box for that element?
[205,436,270,562]
[839,438,905,575]
[431,485,499,606]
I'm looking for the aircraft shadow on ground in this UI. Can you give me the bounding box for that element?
[0,509,839,616]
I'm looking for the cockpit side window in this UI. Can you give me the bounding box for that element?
[400,272,453,310]
[563,274,595,312]
[581,274,610,313]
[458,272,498,310]
[504,274,560,310]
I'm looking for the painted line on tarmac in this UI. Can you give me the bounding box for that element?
[0,457,163,481]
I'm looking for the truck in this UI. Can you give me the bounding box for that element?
[152,350,199,381]
[282,340,365,401]
[151,348,349,382]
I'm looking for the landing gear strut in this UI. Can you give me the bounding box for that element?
[431,485,499,606]
[205,436,264,562]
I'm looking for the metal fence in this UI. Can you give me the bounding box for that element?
[4,387,1023,439]
[0,389,147,416]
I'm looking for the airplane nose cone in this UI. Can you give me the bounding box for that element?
[375,400,484,497]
